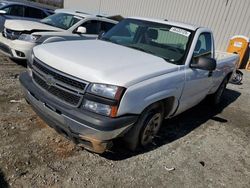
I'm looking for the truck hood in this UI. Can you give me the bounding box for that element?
[4,20,62,32]
[33,40,179,87]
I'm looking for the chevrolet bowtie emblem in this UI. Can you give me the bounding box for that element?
[45,75,56,86]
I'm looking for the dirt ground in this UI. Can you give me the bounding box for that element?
[0,53,249,188]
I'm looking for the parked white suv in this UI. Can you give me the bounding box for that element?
[20,18,238,153]
[0,9,119,60]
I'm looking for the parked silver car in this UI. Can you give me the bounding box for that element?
[0,9,119,60]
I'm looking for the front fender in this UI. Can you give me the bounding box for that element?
[117,70,185,116]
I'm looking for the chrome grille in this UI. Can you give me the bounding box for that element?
[33,60,86,90]
[32,59,88,106]
[33,73,81,106]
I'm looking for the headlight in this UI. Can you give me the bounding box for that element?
[18,34,41,42]
[82,100,111,116]
[88,83,124,99]
[82,84,125,117]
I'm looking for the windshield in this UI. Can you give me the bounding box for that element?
[102,19,193,64]
[41,13,82,30]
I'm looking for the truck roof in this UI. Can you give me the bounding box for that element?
[55,9,92,18]
[130,17,201,31]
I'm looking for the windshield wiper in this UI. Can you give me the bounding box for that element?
[125,45,170,61]
[125,45,156,55]
[155,54,171,62]
[101,37,118,44]
[101,37,111,42]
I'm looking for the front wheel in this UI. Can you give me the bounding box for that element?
[140,112,163,147]
[123,103,164,151]
[210,77,228,105]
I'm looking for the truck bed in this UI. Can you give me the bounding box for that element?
[215,51,238,62]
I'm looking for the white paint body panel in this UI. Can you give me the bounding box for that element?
[33,40,178,87]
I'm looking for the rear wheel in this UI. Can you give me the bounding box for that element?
[229,70,243,85]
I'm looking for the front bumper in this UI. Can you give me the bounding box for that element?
[0,34,35,59]
[19,72,138,153]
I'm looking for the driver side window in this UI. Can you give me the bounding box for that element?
[193,33,212,58]
[81,20,100,34]
[3,5,24,17]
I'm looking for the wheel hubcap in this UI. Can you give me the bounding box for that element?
[141,113,162,146]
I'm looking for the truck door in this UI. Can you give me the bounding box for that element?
[178,32,214,113]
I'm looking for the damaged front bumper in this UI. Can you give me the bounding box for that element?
[0,34,35,59]
[19,72,138,153]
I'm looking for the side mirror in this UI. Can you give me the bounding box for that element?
[75,26,86,34]
[98,31,105,39]
[190,57,216,71]
[0,10,7,15]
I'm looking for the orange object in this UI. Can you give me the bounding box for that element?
[227,35,250,69]
[246,60,250,71]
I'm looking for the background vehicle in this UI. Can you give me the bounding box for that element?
[20,18,239,153]
[0,9,120,60]
[0,0,54,31]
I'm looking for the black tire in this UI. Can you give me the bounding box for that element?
[229,70,243,85]
[123,103,164,151]
[210,77,228,105]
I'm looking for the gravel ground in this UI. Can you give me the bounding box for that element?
[0,54,250,188]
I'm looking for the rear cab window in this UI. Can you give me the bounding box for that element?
[152,27,190,52]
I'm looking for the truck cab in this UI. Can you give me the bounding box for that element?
[19,17,238,153]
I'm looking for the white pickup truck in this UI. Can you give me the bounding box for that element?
[19,17,239,153]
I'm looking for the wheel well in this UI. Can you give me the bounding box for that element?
[144,97,175,118]
[161,97,175,118]
[226,72,233,82]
